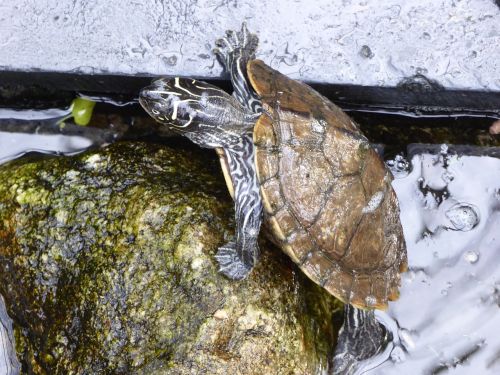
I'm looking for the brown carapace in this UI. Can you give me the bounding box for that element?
[249,60,407,310]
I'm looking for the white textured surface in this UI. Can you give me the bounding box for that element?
[0,0,499,90]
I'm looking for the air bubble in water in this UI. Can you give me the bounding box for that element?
[399,328,416,350]
[386,154,409,178]
[463,251,479,264]
[441,171,454,184]
[445,203,479,231]
[440,282,452,295]
[403,270,416,283]
[391,346,406,363]
[441,282,453,296]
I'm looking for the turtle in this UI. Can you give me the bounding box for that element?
[139,24,407,311]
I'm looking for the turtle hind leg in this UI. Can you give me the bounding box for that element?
[332,304,391,374]
[214,23,262,114]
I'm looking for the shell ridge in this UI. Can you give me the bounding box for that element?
[302,179,338,231]
[269,70,316,249]
[338,212,366,264]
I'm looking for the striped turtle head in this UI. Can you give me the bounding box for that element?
[139,77,234,132]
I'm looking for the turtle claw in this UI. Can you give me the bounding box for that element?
[214,23,259,72]
[241,22,249,44]
[225,29,236,42]
[215,37,232,51]
[215,241,252,280]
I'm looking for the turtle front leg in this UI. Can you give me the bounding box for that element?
[214,23,262,114]
[215,134,263,280]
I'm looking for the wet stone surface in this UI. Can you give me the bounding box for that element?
[0,142,341,374]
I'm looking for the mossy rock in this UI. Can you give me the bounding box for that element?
[0,142,341,374]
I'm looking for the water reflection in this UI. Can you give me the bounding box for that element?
[0,131,94,163]
[0,295,20,375]
[0,106,119,163]
[361,146,500,374]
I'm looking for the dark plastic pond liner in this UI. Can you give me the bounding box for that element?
[1,70,500,118]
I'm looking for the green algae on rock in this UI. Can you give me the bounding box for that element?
[0,142,341,374]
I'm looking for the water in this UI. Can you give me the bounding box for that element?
[0,107,121,164]
[359,146,500,374]
[0,131,95,163]
[0,295,20,374]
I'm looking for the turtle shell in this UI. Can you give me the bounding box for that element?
[248,59,407,310]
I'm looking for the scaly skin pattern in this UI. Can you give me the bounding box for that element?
[215,134,263,279]
[332,304,390,374]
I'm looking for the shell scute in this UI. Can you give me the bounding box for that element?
[370,273,390,308]
[255,147,279,182]
[272,207,300,239]
[280,111,324,147]
[323,268,354,305]
[308,175,366,258]
[351,275,373,304]
[285,230,315,260]
[342,210,385,271]
[260,178,285,214]
[254,113,277,149]
[279,145,333,227]
[323,126,369,176]
[360,149,389,198]
[301,251,336,284]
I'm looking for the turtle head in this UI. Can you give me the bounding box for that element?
[140,77,233,131]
